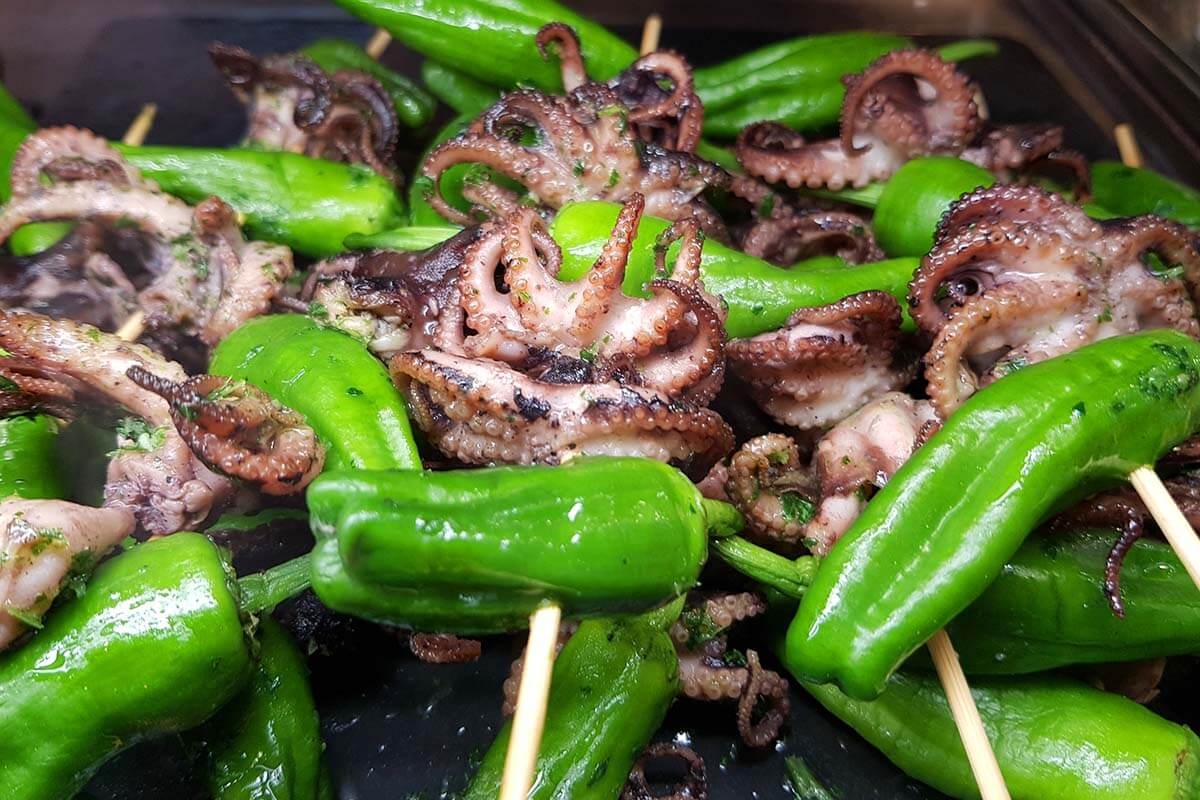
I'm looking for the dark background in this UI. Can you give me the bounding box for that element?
[3,1,1199,798]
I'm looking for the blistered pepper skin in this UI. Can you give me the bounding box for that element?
[789,331,1200,699]
[0,534,254,800]
[307,458,708,633]
[209,314,421,473]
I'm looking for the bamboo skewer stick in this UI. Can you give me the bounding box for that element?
[639,14,662,55]
[365,29,393,60]
[111,103,157,343]
[927,630,1011,800]
[1111,123,1200,590]
[498,604,561,800]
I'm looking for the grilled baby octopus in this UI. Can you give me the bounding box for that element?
[0,309,232,534]
[419,24,728,237]
[437,195,725,404]
[209,43,399,180]
[909,185,1200,418]
[0,127,293,361]
[126,368,324,496]
[736,49,1067,190]
[727,290,912,431]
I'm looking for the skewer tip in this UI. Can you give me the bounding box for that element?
[366,28,393,60]
[498,603,563,800]
[639,13,663,56]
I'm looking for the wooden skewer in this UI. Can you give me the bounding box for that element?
[1111,123,1200,589]
[111,103,157,343]
[1114,123,1144,169]
[365,28,393,60]
[639,14,662,56]
[927,630,1011,800]
[498,604,562,800]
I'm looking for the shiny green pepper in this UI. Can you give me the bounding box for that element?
[793,668,1200,800]
[946,528,1200,673]
[300,38,435,130]
[307,458,732,633]
[463,605,680,799]
[200,617,332,800]
[0,534,254,799]
[0,80,34,131]
[1090,160,1200,227]
[550,201,920,337]
[420,60,499,118]
[333,0,637,92]
[0,415,66,499]
[209,314,421,473]
[700,39,998,139]
[872,157,995,257]
[789,330,1200,698]
[116,145,405,257]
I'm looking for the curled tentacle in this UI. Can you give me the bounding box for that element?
[725,434,816,548]
[391,349,733,478]
[126,367,324,496]
[613,51,704,153]
[421,133,562,225]
[961,122,1064,174]
[727,291,910,431]
[306,271,418,358]
[736,650,790,748]
[738,209,884,266]
[9,125,147,195]
[0,369,76,418]
[1051,494,1145,618]
[537,23,587,92]
[621,743,708,800]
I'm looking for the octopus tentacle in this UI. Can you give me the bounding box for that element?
[408,633,483,664]
[420,134,562,225]
[126,367,324,496]
[961,123,1064,174]
[727,291,910,431]
[9,125,147,195]
[738,209,884,266]
[391,350,733,478]
[618,51,704,153]
[637,279,726,404]
[621,743,708,800]
[1051,495,1145,618]
[736,650,790,748]
[725,434,815,548]
[0,369,76,418]
[537,23,588,92]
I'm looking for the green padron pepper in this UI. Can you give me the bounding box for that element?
[116,145,405,257]
[200,616,332,800]
[0,534,311,800]
[463,602,681,799]
[871,156,995,257]
[333,0,636,92]
[793,667,1200,800]
[549,201,920,337]
[307,458,738,633]
[789,330,1200,698]
[420,59,500,118]
[1090,160,1200,227]
[0,88,72,256]
[301,38,435,130]
[0,80,34,131]
[0,415,66,499]
[209,314,421,473]
[700,39,999,139]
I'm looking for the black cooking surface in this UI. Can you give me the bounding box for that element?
[5,6,1197,799]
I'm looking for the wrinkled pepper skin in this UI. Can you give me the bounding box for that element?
[209,314,421,473]
[300,38,435,130]
[1091,160,1200,227]
[0,534,254,800]
[872,157,995,257]
[796,668,1200,800]
[947,529,1200,674]
[116,145,405,257]
[789,330,1200,699]
[308,458,708,633]
[202,617,331,800]
[0,415,66,499]
[333,0,636,92]
[463,609,680,799]
[550,201,919,337]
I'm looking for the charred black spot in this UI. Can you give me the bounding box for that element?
[513,388,551,420]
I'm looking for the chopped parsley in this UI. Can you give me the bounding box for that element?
[109,417,167,456]
[0,374,19,393]
[679,606,725,650]
[780,492,816,525]
[6,607,42,629]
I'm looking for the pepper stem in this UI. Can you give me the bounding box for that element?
[710,536,817,600]
[238,553,312,614]
[701,498,744,537]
